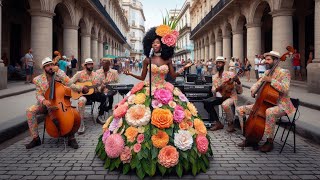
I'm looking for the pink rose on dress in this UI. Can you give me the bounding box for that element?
[113,103,128,118]
[137,134,145,144]
[133,143,142,153]
[131,82,145,94]
[196,135,209,154]
[173,105,185,123]
[161,34,177,47]
[154,89,173,105]
[165,82,174,92]
[178,94,188,102]
[152,99,163,108]
[171,30,179,37]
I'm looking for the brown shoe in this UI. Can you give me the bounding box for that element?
[25,136,41,149]
[209,121,224,131]
[259,138,274,152]
[226,123,236,133]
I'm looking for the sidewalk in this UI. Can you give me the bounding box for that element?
[238,77,320,144]
[0,81,35,99]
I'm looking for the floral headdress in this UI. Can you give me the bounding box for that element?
[155,13,179,47]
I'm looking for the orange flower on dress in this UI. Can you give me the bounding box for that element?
[158,145,179,168]
[151,108,173,129]
[134,93,146,104]
[155,25,171,37]
[184,109,192,120]
[124,126,139,142]
[151,130,169,148]
[194,118,207,135]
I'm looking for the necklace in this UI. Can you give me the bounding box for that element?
[154,52,161,57]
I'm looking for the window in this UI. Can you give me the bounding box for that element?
[132,20,136,26]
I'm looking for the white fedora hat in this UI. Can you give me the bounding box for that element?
[215,56,225,63]
[42,57,53,68]
[264,51,281,58]
[83,58,94,65]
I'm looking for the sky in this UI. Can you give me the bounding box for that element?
[140,0,185,31]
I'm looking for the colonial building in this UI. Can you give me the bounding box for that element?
[122,0,146,61]
[190,0,320,93]
[173,0,194,62]
[1,0,130,73]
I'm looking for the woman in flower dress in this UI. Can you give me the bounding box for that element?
[95,25,212,179]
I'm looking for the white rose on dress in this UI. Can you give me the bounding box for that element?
[174,130,193,151]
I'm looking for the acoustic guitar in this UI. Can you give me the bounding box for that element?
[71,81,98,99]
[218,69,244,99]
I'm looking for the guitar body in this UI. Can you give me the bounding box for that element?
[71,81,95,99]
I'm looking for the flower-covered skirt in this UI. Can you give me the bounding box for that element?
[95,81,212,179]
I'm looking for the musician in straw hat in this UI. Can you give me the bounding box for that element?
[236,51,295,152]
[204,56,243,132]
[25,57,89,149]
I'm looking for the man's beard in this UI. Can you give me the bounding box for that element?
[86,67,93,72]
[45,68,54,75]
[266,63,274,70]
[103,67,109,72]
[216,66,224,72]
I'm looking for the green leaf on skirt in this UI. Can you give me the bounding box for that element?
[176,163,183,178]
[122,163,130,175]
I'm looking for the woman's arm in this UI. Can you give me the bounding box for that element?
[167,60,191,79]
[124,58,149,80]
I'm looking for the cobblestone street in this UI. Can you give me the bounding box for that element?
[1,110,320,180]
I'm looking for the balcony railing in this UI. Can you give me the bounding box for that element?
[191,0,232,37]
[92,0,127,42]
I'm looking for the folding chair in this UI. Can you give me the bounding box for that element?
[274,98,300,153]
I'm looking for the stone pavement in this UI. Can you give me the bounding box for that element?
[1,110,320,180]
[0,81,35,99]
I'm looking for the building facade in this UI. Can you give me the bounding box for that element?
[0,0,130,74]
[173,0,194,62]
[122,0,146,61]
[190,0,320,93]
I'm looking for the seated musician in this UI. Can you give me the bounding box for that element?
[71,58,106,133]
[236,51,295,152]
[25,57,89,149]
[95,59,119,122]
[204,56,243,132]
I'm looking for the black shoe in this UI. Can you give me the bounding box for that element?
[96,116,105,125]
[68,138,79,149]
[25,136,41,149]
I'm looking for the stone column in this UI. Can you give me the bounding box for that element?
[63,25,78,59]
[91,36,98,62]
[247,23,261,76]
[223,35,231,63]
[29,10,54,71]
[215,38,222,57]
[209,42,215,60]
[271,9,294,72]
[98,40,103,59]
[307,0,320,94]
[233,31,244,62]
[81,33,91,63]
[204,44,209,61]
[202,46,205,60]
[0,0,6,90]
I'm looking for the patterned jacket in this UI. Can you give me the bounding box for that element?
[33,69,82,105]
[70,70,100,85]
[211,71,243,103]
[95,68,119,84]
[250,66,295,115]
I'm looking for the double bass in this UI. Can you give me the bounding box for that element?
[244,47,294,144]
[44,73,81,138]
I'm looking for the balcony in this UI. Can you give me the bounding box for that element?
[190,0,232,38]
[91,0,127,43]
[179,24,191,35]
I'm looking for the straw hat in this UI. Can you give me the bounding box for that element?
[215,56,225,63]
[83,58,94,65]
[264,51,280,58]
[41,57,53,68]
